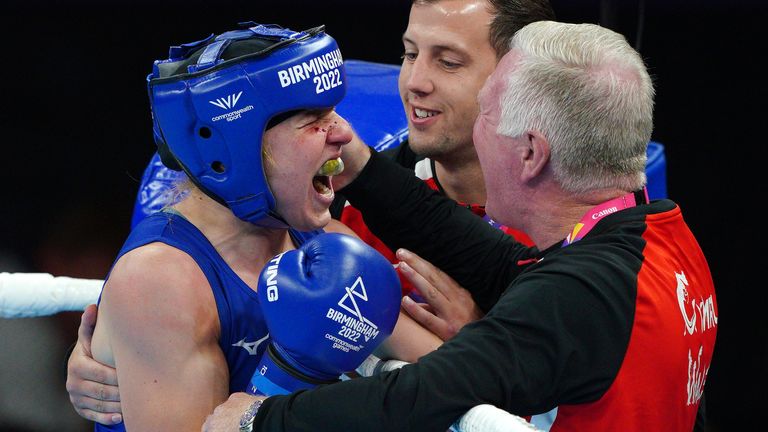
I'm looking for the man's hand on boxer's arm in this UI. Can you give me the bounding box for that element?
[202,393,265,432]
[397,248,483,341]
[66,304,122,425]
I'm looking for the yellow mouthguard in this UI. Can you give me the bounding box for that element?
[317,158,344,176]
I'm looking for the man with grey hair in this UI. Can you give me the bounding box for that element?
[203,21,717,432]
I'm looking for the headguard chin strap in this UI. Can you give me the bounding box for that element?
[148,23,347,228]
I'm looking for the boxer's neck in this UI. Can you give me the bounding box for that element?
[173,190,293,284]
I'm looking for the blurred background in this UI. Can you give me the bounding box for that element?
[0,0,764,430]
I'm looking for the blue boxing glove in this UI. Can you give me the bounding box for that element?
[248,233,401,396]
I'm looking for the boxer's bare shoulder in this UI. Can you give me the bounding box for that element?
[92,243,216,368]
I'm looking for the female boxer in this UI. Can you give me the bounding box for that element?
[88,23,438,431]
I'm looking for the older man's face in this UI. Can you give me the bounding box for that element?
[472,49,526,226]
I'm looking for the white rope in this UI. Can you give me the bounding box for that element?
[357,355,543,432]
[452,405,543,432]
[0,272,102,318]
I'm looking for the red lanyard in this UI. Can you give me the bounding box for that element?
[562,187,649,247]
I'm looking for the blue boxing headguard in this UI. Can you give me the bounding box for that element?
[148,23,347,227]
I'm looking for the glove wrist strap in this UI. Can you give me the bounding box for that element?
[248,344,339,396]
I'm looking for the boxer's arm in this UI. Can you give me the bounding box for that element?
[376,311,442,363]
[93,244,229,430]
[66,304,122,425]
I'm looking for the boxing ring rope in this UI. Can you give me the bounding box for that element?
[0,272,103,318]
[1,272,542,432]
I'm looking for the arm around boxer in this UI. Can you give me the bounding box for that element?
[66,304,122,425]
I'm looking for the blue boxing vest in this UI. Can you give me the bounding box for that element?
[95,211,320,431]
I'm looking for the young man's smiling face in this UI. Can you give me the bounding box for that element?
[399,0,498,164]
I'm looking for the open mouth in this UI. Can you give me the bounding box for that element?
[313,157,344,196]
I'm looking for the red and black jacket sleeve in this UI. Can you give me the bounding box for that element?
[338,149,535,310]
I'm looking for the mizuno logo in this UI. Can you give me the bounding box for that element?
[209,91,243,110]
[232,333,269,356]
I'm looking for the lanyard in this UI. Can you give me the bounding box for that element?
[562,187,649,247]
[483,213,504,230]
